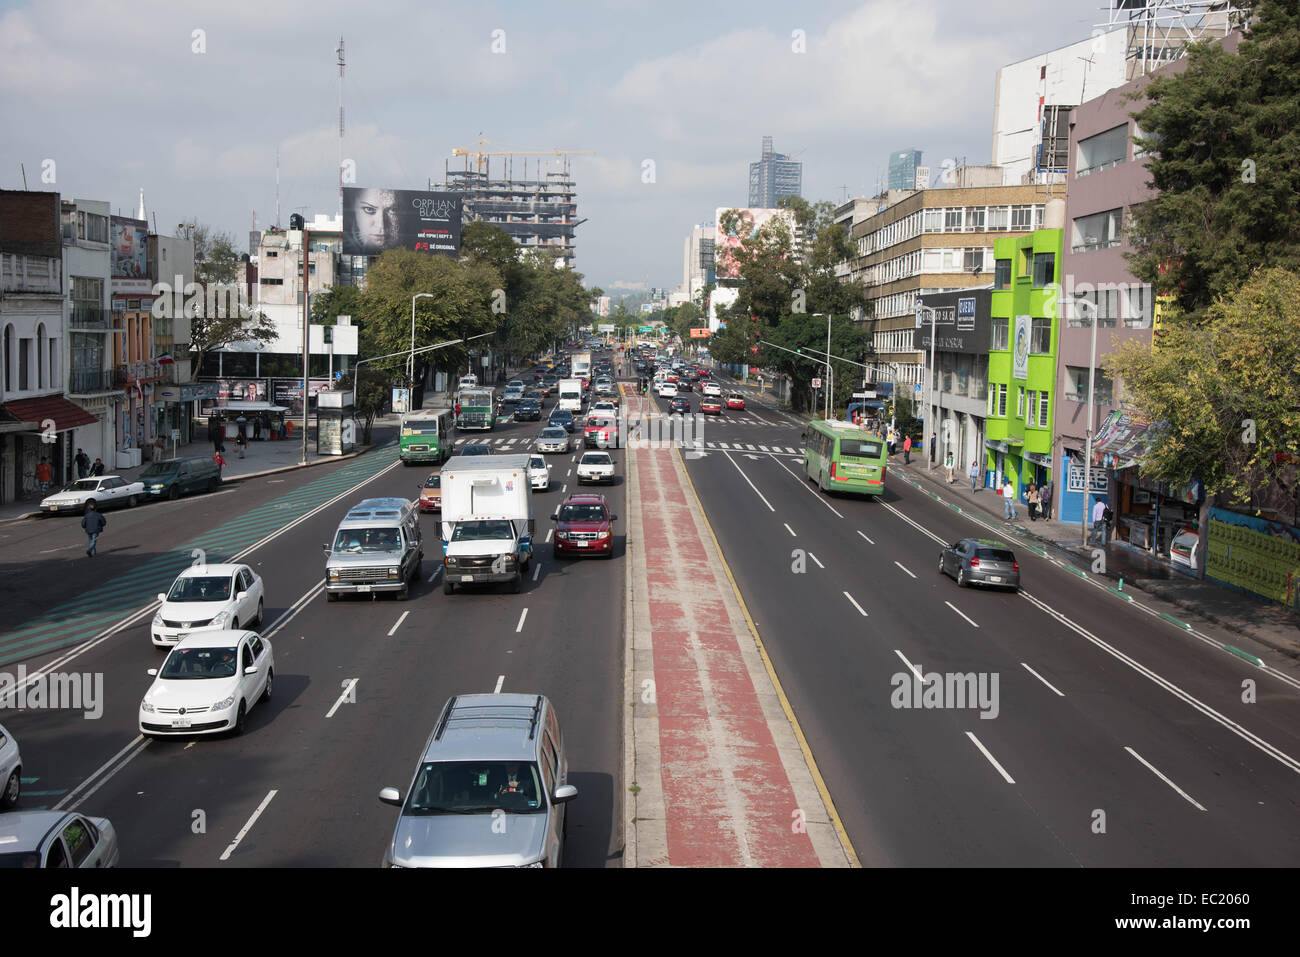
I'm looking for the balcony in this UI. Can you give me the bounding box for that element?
[68,368,121,395]
[1,253,62,295]
[69,304,115,330]
[115,359,168,387]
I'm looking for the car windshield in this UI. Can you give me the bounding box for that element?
[976,548,1017,562]
[551,411,571,420]
[559,504,607,522]
[581,454,612,465]
[66,480,100,492]
[540,429,566,439]
[333,527,403,551]
[423,475,441,489]
[160,646,239,679]
[167,575,233,602]
[529,457,545,469]
[450,520,514,542]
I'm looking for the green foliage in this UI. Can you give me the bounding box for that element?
[333,370,387,445]
[187,224,274,381]
[1127,0,1300,317]
[1104,267,1300,503]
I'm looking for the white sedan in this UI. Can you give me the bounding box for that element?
[528,454,551,491]
[0,811,119,868]
[152,563,265,647]
[139,630,274,737]
[701,381,722,397]
[40,476,144,514]
[577,451,616,486]
[0,722,21,809]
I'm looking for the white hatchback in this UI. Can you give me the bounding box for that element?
[139,630,274,737]
[657,382,678,398]
[0,722,21,809]
[528,454,551,491]
[152,564,265,647]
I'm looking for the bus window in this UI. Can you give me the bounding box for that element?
[839,439,884,460]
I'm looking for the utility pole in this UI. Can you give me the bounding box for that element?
[301,226,311,464]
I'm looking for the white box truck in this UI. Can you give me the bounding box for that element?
[439,454,535,594]
[572,351,591,380]
[558,378,583,413]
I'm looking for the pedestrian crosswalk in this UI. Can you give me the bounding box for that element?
[462,436,804,455]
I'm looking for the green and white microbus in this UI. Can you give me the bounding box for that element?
[400,409,454,466]
[802,419,887,497]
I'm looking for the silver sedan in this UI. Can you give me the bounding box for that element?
[536,427,570,454]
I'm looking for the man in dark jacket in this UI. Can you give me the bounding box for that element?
[89,458,105,477]
[82,500,106,557]
[75,448,91,479]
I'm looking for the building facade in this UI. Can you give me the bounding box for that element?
[888,149,923,191]
[916,287,992,476]
[681,223,715,306]
[443,166,578,266]
[748,136,802,209]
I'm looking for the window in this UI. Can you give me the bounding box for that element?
[1031,317,1051,353]
[267,250,278,258]
[1011,205,1034,229]
[997,383,1007,417]
[1132,122,1155,159]
[964,248,988,273]
[71,276,103,303]
[990,316,1009,351]
[1016,387,1025,418]
[1026,390,1036,425]
[994,258,1011,289]
[1071,209,1123,252]
[944,208,964,232]
[1066,366,1113,405]
[259,277,284,285]
[923,209,942,232]
[964,207,986,230]
[78,212,108,243]
[1037,390,1050,427]
[1076,124,1129,177]
[988,205,1009,230]
[1032,252,1055,287]
[62,818,96,867]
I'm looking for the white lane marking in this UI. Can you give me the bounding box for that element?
[220,789,279,861]
[545,528,554,543]
[1125,747,1206,811]
[721,451,775,512]
[39,545,80,554]
[326,679,358,718]
[759,445,771,452]
[809,552,824,569]
[55,738,148,811]
[387,611,409,636]
[516,608,528,633]
[857,530,875,545]
[894,649,928,685]
[966,733,1015,784]
[745,444,758,451]
[264,583,325,639]
[945,601,978,628]
[1021,662,1064,697]
[494,674,505,694]
[532,563,542,581]
[719,442,731,449]
[770,457,844,518]
[843,591,868,617]
[783,523,796,537]
[428,566,442,583]
[894,560,916,579]
[560,484,567,494]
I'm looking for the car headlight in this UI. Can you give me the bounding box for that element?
[140,699,155,713]
[388,567,400,579]
[210,610,232,628]
[556,531,568,540]
[328,568,340,580]
[522,861,545,868]
[446,557,458,566]
[153,611,164,627]
[213,694,236,711]
[598,531,611,539]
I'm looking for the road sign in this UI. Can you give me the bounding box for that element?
[170,429,180,442]
[914,383,923,397]
[852,391,875,399]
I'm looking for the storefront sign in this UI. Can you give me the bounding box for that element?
[1066,460,1109,494]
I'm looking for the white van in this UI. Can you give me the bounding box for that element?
[458,374,479,390]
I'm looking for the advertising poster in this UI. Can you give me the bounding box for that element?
[1012,315,1030,380]
[111,216,149,279]
[342,187,462,256]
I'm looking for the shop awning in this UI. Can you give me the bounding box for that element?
[216,402,291,413]
[1,396,98,432]
[1091,411,1160,471]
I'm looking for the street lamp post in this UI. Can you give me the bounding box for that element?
[410,293,434,409]
[1076,297,1101,546]
[824,313,832,421]
[916,301,939,470]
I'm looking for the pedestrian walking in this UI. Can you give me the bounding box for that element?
[35,457,53,495]
[945,450,955,483]
[235,434,246,459]
[1040,479,1053,520]
[90,458,105,477]
[1089,498,1107,544]
[968,459,980,492]
[1002,475,1017,520]
[252,415,261,441]
[213,450,227,476]
[236,414,248,442]
[930,433,937,464]
[1027,483,1040,521]
[75,448,90,479]
[81,500,106,557]
[903,435,912,464]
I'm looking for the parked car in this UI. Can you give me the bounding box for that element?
[152,563,265,648]
[138,456,222,501]
[40,476,145,514]
[0,722,20,809]
[1169,528,1200,571]
[418,472,442,513]
[0,811,120,868]
[139,630,274,737]
[552,493,616,560]
[536,427,570,454]
[576,451,616,486]
[938,538,1021,591]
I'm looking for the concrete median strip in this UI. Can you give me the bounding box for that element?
[623,393,855,867]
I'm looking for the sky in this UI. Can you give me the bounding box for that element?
[0,0,1113,294]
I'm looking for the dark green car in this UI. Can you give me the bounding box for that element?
[139,457,222,500]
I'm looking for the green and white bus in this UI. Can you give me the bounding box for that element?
[399,409,454,466]
[802,419,887,497]
[456,388,496,431]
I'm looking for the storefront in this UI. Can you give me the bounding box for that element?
[154,382,218,452]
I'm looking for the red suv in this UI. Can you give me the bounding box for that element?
[552,493,616,559]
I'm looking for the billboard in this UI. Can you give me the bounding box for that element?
[915,290,991,354]
[690,328,710,338]
[111,216,149,279]
[342,187,462,256]
[713,207,793,280]
[1012,315,1030,380]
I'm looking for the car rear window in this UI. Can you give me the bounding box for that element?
[839,440,884,459]
[976,548,1016,562]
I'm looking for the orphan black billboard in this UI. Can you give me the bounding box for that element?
[342,187,462,256]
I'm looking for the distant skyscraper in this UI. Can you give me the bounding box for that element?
[888,149,923,190]
[748,136,802,208]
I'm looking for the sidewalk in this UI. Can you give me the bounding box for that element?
[894,456,1300,659]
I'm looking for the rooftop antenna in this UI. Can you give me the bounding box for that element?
[275,146,281,228]
[337,37,345,221]
[19,163,27,190]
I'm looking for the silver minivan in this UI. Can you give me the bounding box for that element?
[378,693,577,868]
[323,498,423,601]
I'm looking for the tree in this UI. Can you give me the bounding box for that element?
[1127,0,1300,318]
[333,369,387,446]
[1105,267,1300,574]
[192,225,243,286]
[186,223,277,379]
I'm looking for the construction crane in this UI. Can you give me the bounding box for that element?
[450,138,594,177]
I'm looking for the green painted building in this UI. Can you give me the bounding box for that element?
[985,228,1062,507]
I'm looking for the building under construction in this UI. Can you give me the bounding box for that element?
[436,152,583,267]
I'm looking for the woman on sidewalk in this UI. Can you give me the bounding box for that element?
[944,451,955,484]
[1027,483,1040,521]
[969,459,980,492]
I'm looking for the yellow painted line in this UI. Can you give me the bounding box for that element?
[672,443,861,867]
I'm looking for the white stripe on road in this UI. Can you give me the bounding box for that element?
[745,444,757,451]
[783,523,796,537]
[945,601,978,628]
[545,528,553,543]
[219,789,279,862]
[494,674,505,694]
[1125,747,1206,811]
[719,442,731,449]
[722,452,775,512]
[759,445,771,452]
[857,530,875,545]
[1021,662,1064,697]
[532,563,542,581]
[515,608,528,633]
[770,457,844,518]
[326,679,359,718]
[56,737,148,811]
[894,649,928,685]
[387,611,409,636]
[843,591,868,617]
[428,565,442,583]
[966,733,1015,784]
[894,561,916,579]
[809,552,824,569]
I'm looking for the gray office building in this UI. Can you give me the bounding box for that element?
[748,136,802,208]
[888,149,923,190]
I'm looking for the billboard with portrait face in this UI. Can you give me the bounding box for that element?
[713,207,792,280]
[111,216,149,279]
[342,187,462,256]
